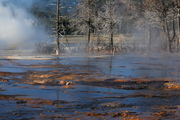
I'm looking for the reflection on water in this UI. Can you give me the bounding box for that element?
[0,54,179,119]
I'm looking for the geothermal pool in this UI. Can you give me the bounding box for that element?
[0,54,179,120]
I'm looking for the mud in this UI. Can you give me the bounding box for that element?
[0,54,179,120]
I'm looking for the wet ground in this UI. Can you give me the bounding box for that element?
[0,54,179,120]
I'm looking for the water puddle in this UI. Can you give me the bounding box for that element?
[0,55,179,119]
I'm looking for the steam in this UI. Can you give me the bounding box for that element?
[0,0,48,50]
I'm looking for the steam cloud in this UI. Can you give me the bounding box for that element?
[0,0,48,49]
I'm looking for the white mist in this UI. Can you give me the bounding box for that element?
[0,0,48,50]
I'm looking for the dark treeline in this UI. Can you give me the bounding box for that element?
[30,0,180,54]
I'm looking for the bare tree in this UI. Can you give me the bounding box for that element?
[144,0,179,52]
[100,0,120,52]
[76,0,97,47]
[175,0,180,50]
[56,0,60,55]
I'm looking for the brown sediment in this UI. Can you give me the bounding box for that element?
[26,71,85,80]
[56,72,103,82]
[38,113,69,120]
[0,72,19,76]
[65,110,178,120]
[24,73,76,86]
[2,68,175,91]
[94,90,180,100]
[15,97,54,105]
[23,71,58,85]
[62,85,74,89]
[0,64,105,85]
[0,94,17,100]
[131,77,172,82]
[28,74,54,79]
[28,79,50,85]
[0,94,69,106]
[164,82,180,90]
[83,111,140,120]
[113,79,130,82]
[150,108,178,120]
[81,76,106,82]
[1,95,57,107]
[0,72,11,76]
[111,77,172,84]
[112,111,139,118]
[80,77,170,90]
[25,64,60,68]
[59,80,68,85]
[0,78,8,82]
[57,74,79,81]
[153,111,172,117]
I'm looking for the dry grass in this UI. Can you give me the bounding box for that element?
[59,34,130,44]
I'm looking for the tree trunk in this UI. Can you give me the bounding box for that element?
[87,0,91,47]
[110,23,114,53]
[164,19,174,53]
[110,32,114,51]
[88,20,91,44]
[148,26,152,51]
[178,8,180,51]
[165,18,176,53]
[172,18,176,51]
[56,0,60,55]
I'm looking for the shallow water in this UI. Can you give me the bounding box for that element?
[0,54,179,120]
